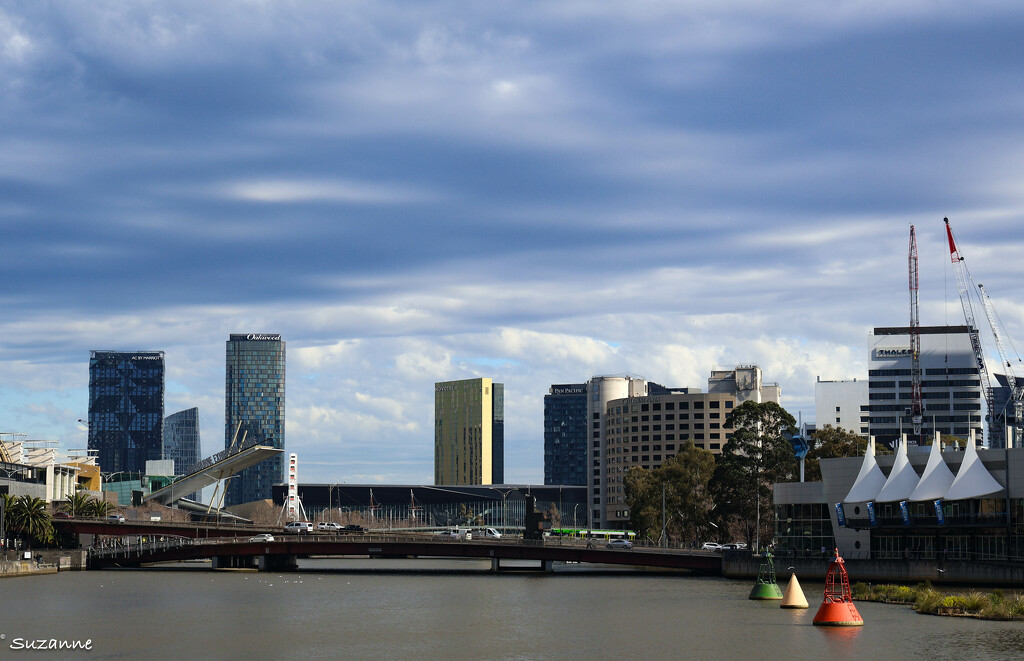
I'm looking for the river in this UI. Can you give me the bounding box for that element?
[2,559,1022,660]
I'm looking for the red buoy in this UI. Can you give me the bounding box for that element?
[812,549,863,627]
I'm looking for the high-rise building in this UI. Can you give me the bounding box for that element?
[815,377,869,436]
[544,384,588,486]
[164,407,201,475]
[88,351,165,474]
[224,333,286,506]
[434,378,504,485]
[867,326,983,447]
[586,376,648,529]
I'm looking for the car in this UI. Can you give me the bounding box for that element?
[721,542,747,550]
[317,522,342,532]
[701,542,723,551]
[108,514,126,523]
[250,533,275,543]
[606,539,633,549]
[53,511,72,519]
[284,521,313,534]
[343,524,365,533]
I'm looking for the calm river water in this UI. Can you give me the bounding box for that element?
[2,558,1023,660]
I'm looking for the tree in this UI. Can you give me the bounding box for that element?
[7,495,54,546]
[61,492,95,517]
[624,443,717,546]
[711,401,797,550]
[804,425,867,481]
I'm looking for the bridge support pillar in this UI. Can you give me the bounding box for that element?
[490,558,554,573]
[212,555,257,570]
[258,554,298,572]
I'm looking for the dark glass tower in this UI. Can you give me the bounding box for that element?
[224,334,285,506]
[544,383,588,485]
[163,407,201,475]
[88,351,165,474]
[492,383,504,484]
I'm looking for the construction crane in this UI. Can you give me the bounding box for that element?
[908,225,924,445]
[945,218,998,445]
[978,283,1024,447]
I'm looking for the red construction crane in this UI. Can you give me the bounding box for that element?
[945,218,997,445]
[908,226,923,445]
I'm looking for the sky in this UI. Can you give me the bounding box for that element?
[3,1,1024,486]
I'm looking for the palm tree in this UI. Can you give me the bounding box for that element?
[8,495,54,546]
[1,493,15,547]
[62,492,95,517]
[92,499,115,518]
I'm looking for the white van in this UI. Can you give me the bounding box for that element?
[284,521,313,534]
[474,528,501,539]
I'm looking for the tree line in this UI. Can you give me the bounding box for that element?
[623,401,865,549]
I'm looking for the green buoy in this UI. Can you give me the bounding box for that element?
[749,550,784,600]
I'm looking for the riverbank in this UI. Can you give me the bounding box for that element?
[1,549,87,577]
[852,582,1024,621]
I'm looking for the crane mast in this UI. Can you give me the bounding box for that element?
[944,218,997,445]
[978,284,1024,447]
[908,225,923,445]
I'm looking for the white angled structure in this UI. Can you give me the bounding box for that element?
[945,432,1004,501]
[843,437,887,503]
[874,437,920,502]
[908,433,956,502]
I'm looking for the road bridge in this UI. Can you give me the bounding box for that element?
[82,531,724,574]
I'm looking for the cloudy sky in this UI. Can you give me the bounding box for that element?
[3,2,1024,486]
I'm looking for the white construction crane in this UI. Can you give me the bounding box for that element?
[978,283,1024,447]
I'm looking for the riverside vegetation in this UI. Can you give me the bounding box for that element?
[851,582,1024,620]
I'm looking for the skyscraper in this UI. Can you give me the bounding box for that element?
[163,407,201,475]
[224,333,286,506]
[88,351,165,474]
[544,383,588,486]
[434,378,504,485]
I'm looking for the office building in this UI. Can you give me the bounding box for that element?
[589,366,780,529]
[867,326,983,447]
[815,377,869,436]
[164,407,201,500]
[434,378,504,485]
[224,334,286,506]
[88,350,165,474]
[544,384,588,486]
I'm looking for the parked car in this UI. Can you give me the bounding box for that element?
[108,514,126,523]
[701,542,722,551]
[721,542,747,550]
[53,511,72,519]
[606,539,633,549]
[317,522,342,532]
[250,533,275,542]
[343,524,365,533]
[284,521,313,534]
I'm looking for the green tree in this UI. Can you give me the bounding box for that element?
[804,425,867,481]
[711,401,797,550]
[61,492,96,517]
[7,495,54,546]
[624,443,717,546]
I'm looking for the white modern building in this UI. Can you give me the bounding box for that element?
[867,325,983,447]
[815,377,869,436]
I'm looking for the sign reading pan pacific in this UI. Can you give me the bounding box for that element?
[231,334,283,342]
[875,347,913,358]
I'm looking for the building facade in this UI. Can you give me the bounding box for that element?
[815,377,869,436]
[586,376,649,529]
[544,383,588,486]
[224,334,286,506]
[88,350,165,474]
[434,378,504,485]
[163,407,201,475]
[867,326,983,447]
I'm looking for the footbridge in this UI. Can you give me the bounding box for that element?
[84,532,724,574]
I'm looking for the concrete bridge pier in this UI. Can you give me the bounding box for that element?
[258,554,298,572]
[491,558,554,573]
[212,555,257,570]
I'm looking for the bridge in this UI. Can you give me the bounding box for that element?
[64,520,723,574]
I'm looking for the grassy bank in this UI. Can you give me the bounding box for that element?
[851,582,1024,620]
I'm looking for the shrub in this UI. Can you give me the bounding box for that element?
[915,588,943,614]
[941,595,967,610]
[962,591,988,612]
[851,582,871,600]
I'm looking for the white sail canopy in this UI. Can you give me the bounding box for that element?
[945,438,1004,501]
[844,437,887,503]
[909,433,956,502]
[875,438,920,502]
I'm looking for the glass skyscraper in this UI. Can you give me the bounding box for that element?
[224,333,285,506]
[163,407,201,475]
[543,383,588,485]
[88,351,165,474]
[434,378,504,485]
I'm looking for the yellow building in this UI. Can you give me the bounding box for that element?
[434,378,504,485]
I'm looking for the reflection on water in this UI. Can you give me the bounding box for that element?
[3,559,1022,660]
